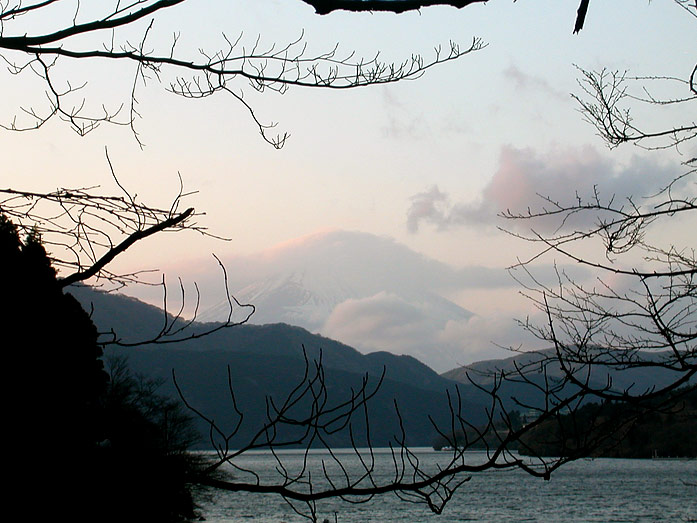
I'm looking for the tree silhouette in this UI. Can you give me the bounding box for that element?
[96,354,205,522]
[2,215,108,449]
[3,214,107,518]
[498,3,696,443]
[2,213,209,522]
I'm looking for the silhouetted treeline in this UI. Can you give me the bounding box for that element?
[518,387,697,458]
[1,214,203,523]
[1,216,108,450]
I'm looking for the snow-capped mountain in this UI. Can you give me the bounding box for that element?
[230,270,357,330]
[196,230,514,371]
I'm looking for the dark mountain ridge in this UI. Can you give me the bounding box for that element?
[444,347,690,396]
[69,284,688,449]
[442,347,696,425]
[70,285,471,447]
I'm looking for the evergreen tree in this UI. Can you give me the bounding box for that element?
[1,214,200,522]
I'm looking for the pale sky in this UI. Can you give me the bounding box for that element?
[2,0,695,367]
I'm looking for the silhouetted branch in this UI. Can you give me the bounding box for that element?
[0,147,218,287]
[574,0,590,34]
[301,0,485,15]
[571,66,697,152]
[495,7,696,418]
[99,254,256,347]
[0,1,483,146]
[59,207,193,288]
[171,341,647,521]
[0,147,255,347]
[302,0,592,34]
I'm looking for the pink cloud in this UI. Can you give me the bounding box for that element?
[407,146,681,233]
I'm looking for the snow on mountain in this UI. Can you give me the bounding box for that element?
[197,230,505,372]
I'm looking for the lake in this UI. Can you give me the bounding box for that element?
[195,448,697,522]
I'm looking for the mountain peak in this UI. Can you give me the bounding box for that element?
[198,229,474,372]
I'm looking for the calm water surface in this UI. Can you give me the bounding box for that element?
[196,449,697,522]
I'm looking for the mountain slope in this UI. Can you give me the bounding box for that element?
[70,284,477,447]
[442,348,694,411]
[72,285,691,450]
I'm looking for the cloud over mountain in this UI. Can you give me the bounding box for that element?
[195,230,517,372]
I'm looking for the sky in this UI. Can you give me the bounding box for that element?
[2,0,695,369]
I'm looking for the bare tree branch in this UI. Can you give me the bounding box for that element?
[300,0,486,15]
[0,1,483,146]
[497,43,696,414]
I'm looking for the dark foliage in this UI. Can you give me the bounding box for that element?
[519,388,697,459]
[1,213,108,450]
[89,356,204,523]
[1,213,202,523]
